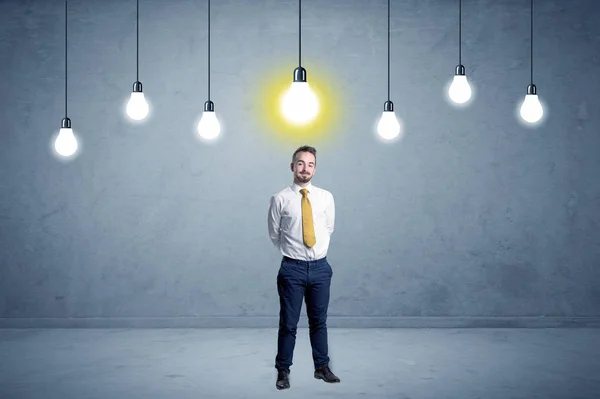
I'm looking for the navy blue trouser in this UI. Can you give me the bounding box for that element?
[275,255,333,372]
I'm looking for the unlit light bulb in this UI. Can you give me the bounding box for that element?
[281,81,319,124]
[377,110,401,140]
[126,91,149,121]
[55,127,78,157]
[449,74,472,104]
[520,94,543,123]
[197,110,220,140]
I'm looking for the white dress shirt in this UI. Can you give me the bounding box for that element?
[268,182,335,261]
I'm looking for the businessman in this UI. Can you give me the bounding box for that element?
[267,145,340,390]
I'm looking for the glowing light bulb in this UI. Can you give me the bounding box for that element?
[197,101,220,140]
[126,91,149,121]
[448,65,472,105]
[520,93,543,123]
[449,74,472,104]
[55,127,78,157]
[376,100,401,140]
[281,67,319,125]
[377,111,401,140]
[281,67,319,124]
[281,81,319,124]
[126,82,149,121]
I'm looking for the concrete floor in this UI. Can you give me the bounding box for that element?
[1,328,599,399]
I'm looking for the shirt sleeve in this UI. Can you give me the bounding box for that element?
[267,195,281,249]
[325,192,335,235]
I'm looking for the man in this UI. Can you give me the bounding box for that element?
[267,145,341,390]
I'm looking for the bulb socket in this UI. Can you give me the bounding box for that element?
[526,83,537,95]
[383,100,394,112]
[454,64,466,76]
[61,117,71,129]
[133,81,143,92]
[293,67,307,82]
[204,100,215,112]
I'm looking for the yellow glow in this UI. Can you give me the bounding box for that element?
[252,63,342,148]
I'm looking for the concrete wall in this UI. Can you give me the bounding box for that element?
[1,0,599,328]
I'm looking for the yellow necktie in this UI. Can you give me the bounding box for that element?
[300,188,316,248]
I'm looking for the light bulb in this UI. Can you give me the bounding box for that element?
[197,110,220,140]
[377,110,401,140]
[520,94,543,123]
[449,74,472,104]
[126,91,149,121]
[55,127,78,157]
[281,81,319,124]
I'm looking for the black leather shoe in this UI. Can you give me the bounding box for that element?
[276,369,290,390]
[314,365,340,383]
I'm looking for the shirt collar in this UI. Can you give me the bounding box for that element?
[291,182,313,194]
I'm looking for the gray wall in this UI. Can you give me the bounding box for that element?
[1,0,599,328]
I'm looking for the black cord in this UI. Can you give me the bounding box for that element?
[387,0,390,101]
[136,0,139,82]
[530,0,533,84]
[65,0,68,119]
[298,0,302,67]
[458,0,461,65]
[208,0,211,101]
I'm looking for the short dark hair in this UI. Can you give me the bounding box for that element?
[292,145,317,165]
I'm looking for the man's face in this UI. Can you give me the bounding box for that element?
[291,151,316,184]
